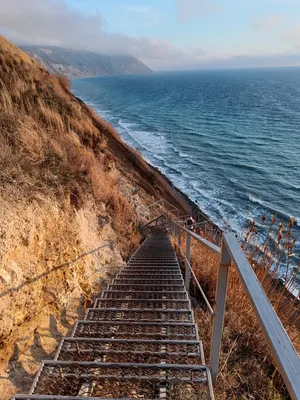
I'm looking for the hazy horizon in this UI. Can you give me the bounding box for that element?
[1,0,300,70]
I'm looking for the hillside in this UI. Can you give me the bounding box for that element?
[0,36,185,398]
[1,35,298,400]
[20,45,152,78]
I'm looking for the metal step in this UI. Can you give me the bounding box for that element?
[107,283,185,292]
[119,271,182,276]
[14,397,153,400]
[31,361,211,399]
[121,266,181,274]
[16,228,214,400]
[126,256,178,259]
[85,308,194,323]
[128,260,178,264]
[129,259,178,263]
[73,321,198,340]
[93,298,191,310]
[127,261,179,266]
[126,265,180,269]
[117,273,183,280]
[120,268,182,273]
[102,290,188,300]
[128,254,177,258]
[112,278,184,285]
[55,337,204,364]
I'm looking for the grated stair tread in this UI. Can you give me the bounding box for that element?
[15,228,214,400]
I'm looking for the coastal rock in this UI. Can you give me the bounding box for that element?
[21,46,153,78]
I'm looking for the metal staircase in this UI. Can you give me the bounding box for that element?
[14,227,214,400]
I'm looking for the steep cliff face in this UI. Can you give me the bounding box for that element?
[0,36,186,398]
[21,45,152,78]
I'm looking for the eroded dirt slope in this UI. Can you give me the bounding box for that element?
[0,36,188,399]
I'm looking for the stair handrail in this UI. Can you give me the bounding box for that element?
[148,198,180,217]
[144,214,300,400]
[179,248,215,316]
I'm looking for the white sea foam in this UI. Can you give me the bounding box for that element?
[71,72,300,288]
[249,195,269,208]
[117,119,168,155]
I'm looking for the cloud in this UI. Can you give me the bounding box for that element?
[175,0,222,22]
[125,5,163,26]
[193,48,207,58]
[157,50,300,70]
[0,0,182,63]
[253,0,297,4]
[282,24,300,48]
[0,0,103,47]
[251,15,285,31]
[1,0,300,70]
[210,52,300,68]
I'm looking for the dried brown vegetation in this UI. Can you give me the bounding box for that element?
[0,35,177,255]
[175,216,299,399]
[0,37,153,261]
[0,36,185,397]
[2,35,298,400]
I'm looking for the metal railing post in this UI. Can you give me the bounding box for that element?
[210,236,231,384]
[185,232,191,291]
[178,227,181,248]
[142,215,300,399]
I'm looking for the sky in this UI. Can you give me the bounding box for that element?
[1,0,300,70]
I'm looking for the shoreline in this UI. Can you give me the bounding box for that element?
[73,93,223,235]
[74,96,196,213]
[71,73,300,250]
[75,92,299,296]
[153,161,300,301]
[76,95,222,234]
[149,164,223,234]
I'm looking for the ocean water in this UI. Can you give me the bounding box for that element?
[72,68,300,264]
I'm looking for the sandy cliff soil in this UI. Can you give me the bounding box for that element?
[0,182,152,399]
[0,36,190,399]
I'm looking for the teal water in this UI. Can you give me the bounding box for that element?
[72,69,300,271]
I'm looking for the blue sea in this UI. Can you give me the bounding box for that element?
[72,68,300,270]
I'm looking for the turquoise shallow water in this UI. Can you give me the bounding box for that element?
[72,68,300,273]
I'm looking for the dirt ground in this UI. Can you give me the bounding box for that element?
[0,189,127,399]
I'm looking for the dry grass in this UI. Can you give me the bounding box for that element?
[0,35,145,255]
[0,35,185,229]
[175,215,299,399]
[0,35,197,399]
[0,36,155,398]
[5,34,297,399]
